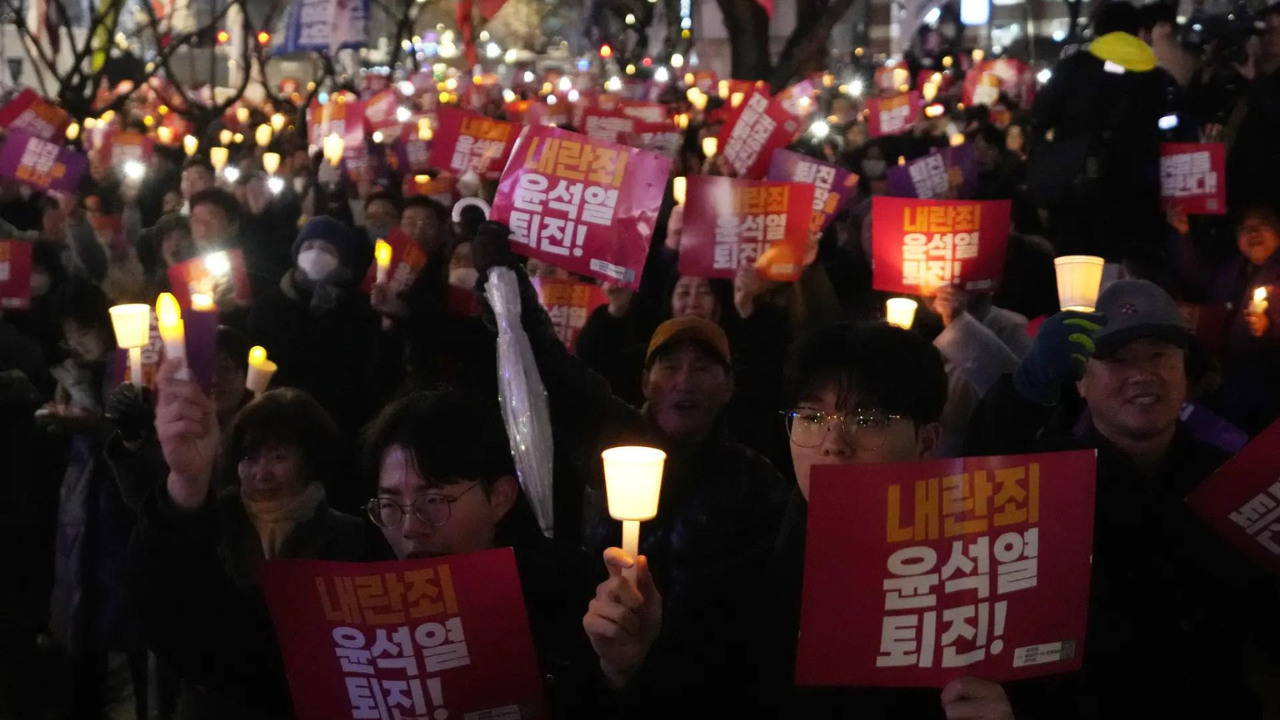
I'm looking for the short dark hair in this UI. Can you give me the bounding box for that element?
[190,188,242,226]
[153,212,190,242]
[403,196,447,222]
[52,277,111,332]
[1095,1,1142,36]
[360,390,515,495]
[182,157,216,176]
[1139,2,1177,30]
[784,322,948,425]
[220,388,342,490]
[1236,204,1280,231]
[365,191,402,213]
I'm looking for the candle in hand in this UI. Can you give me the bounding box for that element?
[602,446,666,581]
[1250,286,1268,315]
[672,177,687,206]
[156,292,189,380]
[886,298,919,329]
[375,239,392,284]
[701,136,717,158]
[245,345,278,394]
[190,293,216,312]
[109,303,152,387]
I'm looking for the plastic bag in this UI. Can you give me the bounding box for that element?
[486,267,555,537]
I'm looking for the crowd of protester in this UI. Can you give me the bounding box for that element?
[3,1,1280,718]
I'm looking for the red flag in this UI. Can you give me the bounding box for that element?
[757,0,774,17]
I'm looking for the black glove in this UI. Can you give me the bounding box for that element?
[470,221,518,283]
[105,383,155,445]
[1013,311,1107,405]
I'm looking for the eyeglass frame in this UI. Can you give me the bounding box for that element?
[780,408,907,451]
[365,481,483,528]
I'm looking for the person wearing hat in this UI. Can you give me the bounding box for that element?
[470,221,790,716]
[246,216,383,508]
[967,279,1279,718]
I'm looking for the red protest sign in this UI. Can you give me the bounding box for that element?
[308,98,368,166]
[1160,142,1226,215]
[622,123,683,159]
[260,549,548,720]
[534,278,607,351]
[0,240,33,309]
[867,91,924,137]
[797,450,1097,687]
[679,175,815,282]
[361,227,428,293]
[428,108,519,181]
[774,79,818,118]
[0,88,70,141]
[492,125,671,290]
[581,108,638,143]
[166,249,252,308]
[617,100,668,123]
[1187,419,1280,576]
[871,197,1011,294]
[364,89,402,132]
[717,91,800,179]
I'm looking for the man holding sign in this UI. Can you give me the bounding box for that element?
[968,280,1280,717]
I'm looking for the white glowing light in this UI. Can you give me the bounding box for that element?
[122,160,146,180]
[810,121,830,138]
[654,66,669,83]
[222,166,241,183]
[267,177,285,194]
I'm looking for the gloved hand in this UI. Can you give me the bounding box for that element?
[105,383,156,445]
[470,221,518,284]
[1013,311,1107,405]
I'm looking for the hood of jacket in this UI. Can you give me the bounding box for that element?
[1089,31,1158,72]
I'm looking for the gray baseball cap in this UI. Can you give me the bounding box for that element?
[1092,279,1189,359]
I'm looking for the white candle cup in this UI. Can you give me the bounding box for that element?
[245,359,277,394]
[602,446,666,581]
[885,298,919,329]
[1054,256,1106,312]
[109,303,152,387]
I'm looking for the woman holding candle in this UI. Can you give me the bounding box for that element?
[131,362,365,719]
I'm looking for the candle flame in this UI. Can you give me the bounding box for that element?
[375,239,392,267]
[156,293,183,340]
[1255,287,1268,304]
[249,346,268,366]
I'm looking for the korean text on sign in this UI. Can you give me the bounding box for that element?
[0,129,86,194]
[678,175,815,282]
[796,451,1096,687]
[1188,419,1280,577]
[713,185,793,271]
[1159,143,1226,215]
[722,93,778,177]
[869,91,923,137]
[428,109,518,181]
[0,89,70,141]
[492,125,671,290]
[871,197,1011,294]
[535,278,607,352]
[767,149,857,235]
[260,550,548,720]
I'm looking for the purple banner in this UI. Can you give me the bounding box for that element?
[766,148,859,234]
[886,145,977,200]
[0,128,86,194]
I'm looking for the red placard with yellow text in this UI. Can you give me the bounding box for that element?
[260,549,548,720]
[428,108,519,181]
[534,278,608,351]
[165,249,253,308]
[867,91,924,137]
[308,98,368,167]
[797,451,1097,687]
[716,91,800,179]
[871,197,1011,294]
[0,88,70,141]
[108,131,154,168]
[1187,420,1280,577]
[679,175,815,282]
[491,125,671,290]
[361,227,428,294]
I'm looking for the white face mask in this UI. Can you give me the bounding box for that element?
[297,248,339,281]
[449,266,479,289]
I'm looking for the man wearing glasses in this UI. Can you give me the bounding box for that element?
[760,322,1017,719]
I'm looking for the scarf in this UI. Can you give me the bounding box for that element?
[284,266,353,315]
[241,482,327,560]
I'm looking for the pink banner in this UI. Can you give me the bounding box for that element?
[1187,419,1280,576]
[716,91,801,179]
[867,91,924,137]
[797,451,1097,686]
[581,108,638,143]
[678,175,816,282]
[0,88,70,141]
[491,125,671,289]
[871,197,1012,294]
[427,108,519,181]
[260,549,548,720]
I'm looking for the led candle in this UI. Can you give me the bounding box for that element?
[375,239,392,284]
[885,298,919,329]
[1054,256,1106,312]
[255,124,273,148]
[271,113,286,132]
[109,304,151,387]
[245,345,278,394]
[209,147,229,172]
[262,151,281,175]
[701,136,717,158]
[190,293,215,312]
[602,446,666,581]
[156,293,188,380]
[183,135,199,156]
[1250,286,1268,315]
[323,133,344,167]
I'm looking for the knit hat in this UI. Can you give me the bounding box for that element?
[292,216,364,272]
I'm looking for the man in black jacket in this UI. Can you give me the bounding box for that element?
[966,279,1280,717]
[472,221,792,717]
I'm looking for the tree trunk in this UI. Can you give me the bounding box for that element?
[716,0,772,80]
[769,0,855,90]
